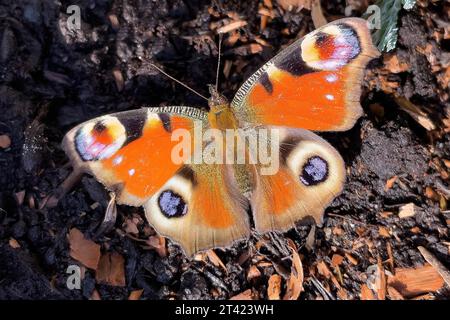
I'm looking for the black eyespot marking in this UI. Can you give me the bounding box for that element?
[93,121,107,133]
[158,113,172,133]
[275,45,315,76]
[158,190,188,218]
[300,156,328,186]
[315,32,329,46]
[259,72,273,94]
[119,113,146,145]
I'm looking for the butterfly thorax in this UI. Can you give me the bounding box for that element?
[207,85,238,130]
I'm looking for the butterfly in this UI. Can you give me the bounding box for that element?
[62,18,379,256]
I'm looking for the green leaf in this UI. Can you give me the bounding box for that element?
[364,0,417,52]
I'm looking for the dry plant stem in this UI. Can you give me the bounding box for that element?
[418,246,450,288]
[45,169,83,208]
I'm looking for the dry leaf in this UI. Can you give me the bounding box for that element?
[267,274,282,300]
[283,247,303,300]
[387,286,404,300]
[345,253,358,265]
[388,264,445,298]
[96,252,126,286]
[128,289,144,300]
[68,228,101,270]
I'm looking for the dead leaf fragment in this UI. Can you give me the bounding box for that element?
[385,176,398,191]
[387,264,445,298]
[68,228,101,270]
[384,53,409,73]
[331,254,344,267]
[96,252,126,286]
[267,274,282,300]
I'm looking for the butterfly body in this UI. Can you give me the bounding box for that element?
[62,18,379,255]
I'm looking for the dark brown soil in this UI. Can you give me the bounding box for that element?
[0,0,448,300]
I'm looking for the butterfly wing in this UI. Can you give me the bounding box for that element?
[62,106,206,206]
[231,18,379,131]
[247,125,345,233]
[144,163,251,256]
[63,107,251,255]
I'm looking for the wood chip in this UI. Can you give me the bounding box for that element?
[418,246,450,288]
[217,20,247,34]
[394,96,436,131]
[96,252,126,287]
[387,286,404,300]
[0,134,11,149]
[385,176,398,191]
[378,226,391,238]
[384,53,409,73]
[398,203,417,218]
[387,264,445,298]
[267,274,282,300]
[360,284,375,300]
[68,228,101,270]
[277,0,311,11]
[247,265,261,282]
[107,13,120,31]
[112,68,124,92]
[230,289,256,300]
[376,255,386,300]
[9,238,20,248]
[145,235,167,257]
[90,289,101,300]
[331,254,344,267]
[128,289,144,300]
[283,247,304,300]
[206,249,228,274]
[345,253,358,265]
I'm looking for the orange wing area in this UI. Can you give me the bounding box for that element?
[248,68,349,131]
[144,163,251,256]
[62,108,205,206]
[231,18,380,132]
[101,115,194,203]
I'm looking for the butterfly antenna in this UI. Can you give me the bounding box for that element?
[149,63,209,101]
[215,33,223,92]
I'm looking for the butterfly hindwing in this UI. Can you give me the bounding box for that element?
[144,163,251,256]
[62,107,206,206]
[249,126,345,233]
[231,18,380,131]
